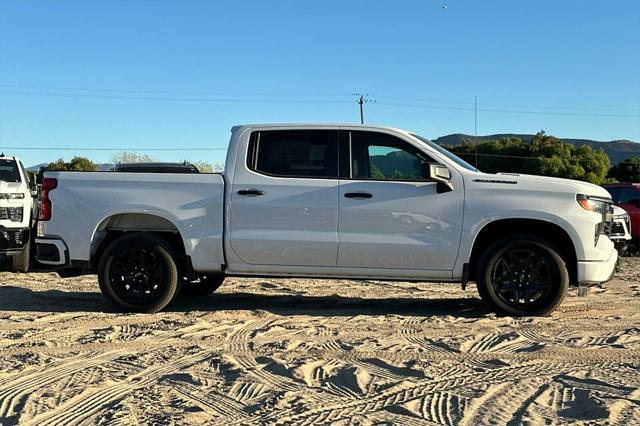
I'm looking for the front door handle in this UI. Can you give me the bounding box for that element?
[344,192,372,199]
[237,189,265,196]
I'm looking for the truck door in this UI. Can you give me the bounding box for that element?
[229,129,339,266]
[337,129,464,271]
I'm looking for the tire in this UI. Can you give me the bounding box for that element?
[476,234,569,316]
[10,243,31,273]
[98,233,179,313]
[180,273,225,297]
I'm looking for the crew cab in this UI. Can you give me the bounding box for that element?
[0,156,37,272]
[35,124,618,315]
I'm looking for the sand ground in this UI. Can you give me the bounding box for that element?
[0,259,639,425]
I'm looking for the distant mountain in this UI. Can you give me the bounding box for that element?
[26,163,48,172]
[370,151,420,178]
[432,133,640,165]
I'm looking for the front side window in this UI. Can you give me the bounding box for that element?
[350,131,433,181]
[249,130,338,178]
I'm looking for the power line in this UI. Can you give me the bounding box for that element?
[375,101,637,118]
[4,84,637,115]
[5,85,636,112]
[375,94,639,113]
[0,84,351,98]
[4,88,635,119]
[0,90,351,104]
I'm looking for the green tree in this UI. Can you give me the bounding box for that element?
[37,156,98,180]
[443,131,610,184]
[608,156,640,182]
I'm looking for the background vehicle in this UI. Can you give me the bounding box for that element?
[112,162,201,174]
[0,155,38,272]
[609,205,632,253]
[602,183,640,244]
[35,124,618,316]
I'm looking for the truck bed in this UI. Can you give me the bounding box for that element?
[42,171,226,272]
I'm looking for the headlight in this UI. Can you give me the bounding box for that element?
[577,194,614,246]
[0,193,25,199]
[576,194,608,214]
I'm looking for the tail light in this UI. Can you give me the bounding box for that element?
[39,178,58,221]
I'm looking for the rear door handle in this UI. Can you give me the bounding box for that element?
[237,189,265,196]
[344,192,372,199]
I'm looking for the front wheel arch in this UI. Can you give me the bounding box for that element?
[467,219,577,285]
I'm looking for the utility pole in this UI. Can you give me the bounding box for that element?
[353,93,375,124]
[474,95,478,170]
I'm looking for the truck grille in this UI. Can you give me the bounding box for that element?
[0,207,23,222]
[610,221,625,236]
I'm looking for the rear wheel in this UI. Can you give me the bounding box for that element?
[180,273,225,297]
[98,233,179,313]
[476,235,568,316]
[10,243,31,273]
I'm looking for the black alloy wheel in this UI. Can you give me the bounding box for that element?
[476,235,569,316]
[98,233,179,313]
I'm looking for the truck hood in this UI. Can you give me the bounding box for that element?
[0,181,25,193]
[492,172,612,200]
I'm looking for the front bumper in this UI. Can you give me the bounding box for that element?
[577,248,618,284]
[0,226,30,255]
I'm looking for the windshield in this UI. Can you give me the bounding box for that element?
[410,133,479,172]
[0,159,21,183]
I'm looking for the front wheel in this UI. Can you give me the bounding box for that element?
[98,233,179,313]
[476,235,569,316]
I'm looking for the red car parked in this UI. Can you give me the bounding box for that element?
[603,183,640,241]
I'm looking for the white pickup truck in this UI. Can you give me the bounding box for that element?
[0,155,37,272]
[35,124,618,315]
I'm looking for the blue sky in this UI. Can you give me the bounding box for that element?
[1,0,639,167]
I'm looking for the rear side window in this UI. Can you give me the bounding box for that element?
[248,130,338,178]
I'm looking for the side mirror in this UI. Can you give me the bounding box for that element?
[426,163,454,193]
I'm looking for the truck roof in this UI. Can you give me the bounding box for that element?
[231,123,414,136]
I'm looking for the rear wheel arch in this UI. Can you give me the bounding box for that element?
[90,213,188,269]
[467,219,577,285]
